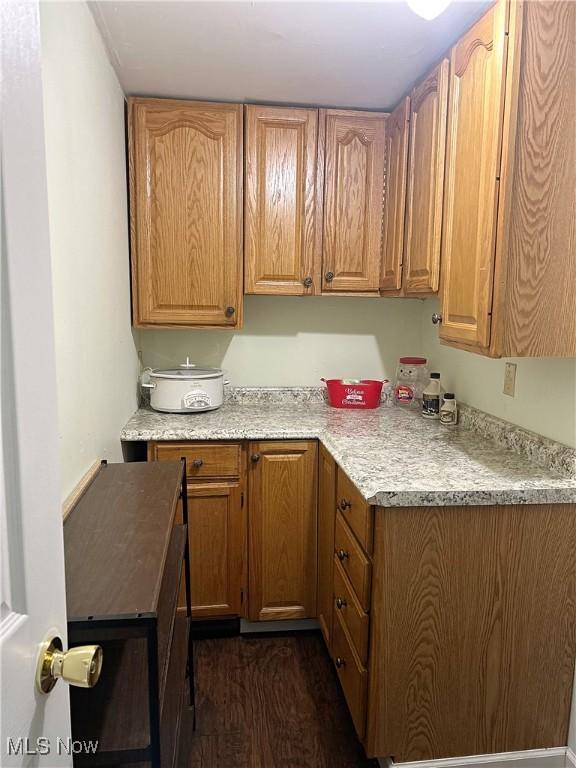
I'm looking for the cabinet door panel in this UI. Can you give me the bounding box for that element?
[381,97,410,292]
[440,1,508,347]
[322,110,387,293]
[318,444,337,649]
[178,483,244,618]
[129,98,243,327]
[404,60,449,295]
[245,106,321,295]
[248,441,318,621]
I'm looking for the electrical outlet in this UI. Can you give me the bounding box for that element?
[503,362,517,397]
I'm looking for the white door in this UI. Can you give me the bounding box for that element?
[1,2,72,766]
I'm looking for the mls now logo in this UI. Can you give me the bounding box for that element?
[7,737,99,756]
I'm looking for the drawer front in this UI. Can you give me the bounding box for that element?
[333,556,370,665]
[334,513,372,611]
[150,442,241,480]
[336,470,373,553]
[332,609,368,740]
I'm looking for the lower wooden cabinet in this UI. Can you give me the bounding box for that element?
[178,482,245,618]
[145,441,576,765]
[365,503,576,762]
[248,440,318,621]
[317,444,337,648]
[332,609,368,740]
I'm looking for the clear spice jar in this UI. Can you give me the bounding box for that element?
[394,357,428,408]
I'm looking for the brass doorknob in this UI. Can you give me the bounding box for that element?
[36,636,103,694]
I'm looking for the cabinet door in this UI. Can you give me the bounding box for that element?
[322,110,387,293]
[177,483,245,618]
[129,98,243,327]
[440,1,508,348]
[403,60,449,295]
[318,444,337,649]
[248,441,318,621]
[245,106,321,295]
[381,97,410,292]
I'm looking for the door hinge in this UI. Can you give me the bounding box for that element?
[240,590,244,605]
[241,491,244,508]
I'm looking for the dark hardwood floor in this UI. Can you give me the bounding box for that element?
[179,631,378,768]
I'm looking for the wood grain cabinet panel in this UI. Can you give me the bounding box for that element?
[128,98,243,328]
[244,106,321,295]
[403,60,449,295]
[492,0,576,357]
[436,0,576,357]
[321,109,387,293]
[248,441,318,621]
[381,97,410,293]
[318,443,337,650]
[366,503,576,762]
[332,609,368,740]
[334,512,371,612]
[179,483,245,618]
[439,1,508,348]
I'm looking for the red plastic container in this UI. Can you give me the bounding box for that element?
[321,378,385,409]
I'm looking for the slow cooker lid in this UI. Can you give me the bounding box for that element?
[150,358,223,380]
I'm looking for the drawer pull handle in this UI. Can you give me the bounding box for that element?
[335,657,345,669]
[251,453,261,463]
[335,597,347,610]
[339,498,351,512]
[192,459,203,468]
[337,550,349,561]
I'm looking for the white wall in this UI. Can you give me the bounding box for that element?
[40,2,139,502]
[421,299,576,449]
[139,296,423,386]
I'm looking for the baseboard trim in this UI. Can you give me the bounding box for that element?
[240,618,320,634]
[379,747,568,768]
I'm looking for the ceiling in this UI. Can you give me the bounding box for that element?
[91,0,492,110]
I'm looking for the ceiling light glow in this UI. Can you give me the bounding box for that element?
[407,0,453,21]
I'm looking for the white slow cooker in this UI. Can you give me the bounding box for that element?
[141,359,228,413]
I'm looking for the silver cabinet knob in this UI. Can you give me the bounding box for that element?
[432,312,443,325]
[337,549,349,561]
[335,657,345,669]
[335,597,347,610]
[324,271,334,283]
[303,276,313,288]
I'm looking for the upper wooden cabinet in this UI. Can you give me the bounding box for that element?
[381,97,410,293]
[128,98,243,327]
[244,106,322,295]
[439,0,509,349]
[248,441,318,622]
[491,0,576,356]
[403,60,449,295]
[437,0,576,356]
[322,110,387,293]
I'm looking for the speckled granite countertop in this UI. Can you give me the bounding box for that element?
[120,402,576,508]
